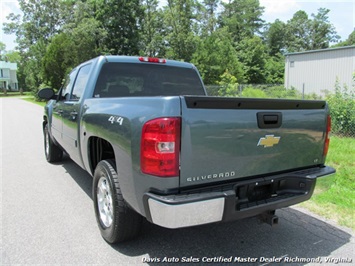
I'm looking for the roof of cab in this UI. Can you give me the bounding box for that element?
[99,55,195,69]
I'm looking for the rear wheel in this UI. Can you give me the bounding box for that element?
[93,159,142,243]
[44,123,63,162]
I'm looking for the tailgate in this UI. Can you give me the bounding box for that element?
[180,96,328,188]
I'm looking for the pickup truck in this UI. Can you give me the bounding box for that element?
[38,55,335,243]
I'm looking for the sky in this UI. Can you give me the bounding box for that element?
[0,0,354,51]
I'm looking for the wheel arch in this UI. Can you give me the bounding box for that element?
[88,136,116,175]
[42,115,48,130]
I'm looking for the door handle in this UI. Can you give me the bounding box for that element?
[70,111,78,120]
[55,110,63,116]
[263,115,278,124]
[257,112,282,129]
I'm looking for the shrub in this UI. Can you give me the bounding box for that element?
[239,85,302,99]
[217,70,239,97]
[266,86,299,99]
[326,81,355,137]
[241,87,267,98]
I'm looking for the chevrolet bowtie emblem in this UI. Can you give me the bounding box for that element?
[257,135,281,148]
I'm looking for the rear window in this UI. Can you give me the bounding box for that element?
[93,63,205,98]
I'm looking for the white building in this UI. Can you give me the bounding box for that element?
[0,61,18,91]
[284,45,355,96]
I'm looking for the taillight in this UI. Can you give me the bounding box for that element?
[138,57,166,63]
[141,118,181,177]
[323,115,331,156]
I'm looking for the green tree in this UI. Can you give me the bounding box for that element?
[263,19,287,56]
[4,51,21,63]
[95,0,143,55]
[200,0,219,36]
[42,33,74,89]
[164,0,199,61]
[346,30,355,45]
[0,42,21,63]
[69,18,107,63]
[22,39,47,92]
[264,53,285,84]
[3,0,75,91]
[140,0,166,56]
[309,8,340,49]
[333,30,355,47]
[285,9,339,52]
[43,7,107,90]
[219,0,264,43]
[236,36,267,84]
[3,0,72,50]
[191,28,245,85]
[0,42,5,56]
[285,10,311,52]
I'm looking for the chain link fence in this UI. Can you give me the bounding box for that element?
[326,87,355,138]
[206,84,283,97]
[205,84,355,138]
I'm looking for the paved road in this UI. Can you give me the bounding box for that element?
[1,97,354,265]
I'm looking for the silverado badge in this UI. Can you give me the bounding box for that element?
[257,135,281,148]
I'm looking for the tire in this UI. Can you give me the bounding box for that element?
[93,159,142,243]
[44,123,63,163]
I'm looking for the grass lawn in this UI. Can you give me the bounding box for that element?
[21,96,47,107]
[300,136,355,230]
[0,91,32,97]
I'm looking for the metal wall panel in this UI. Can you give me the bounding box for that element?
[284,46,355,96]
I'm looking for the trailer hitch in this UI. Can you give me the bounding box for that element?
[258,210,279,226]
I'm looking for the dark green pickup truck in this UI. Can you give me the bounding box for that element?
[38,55,335,243]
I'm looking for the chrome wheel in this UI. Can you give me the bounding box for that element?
[93,160,142,243]
[97,176,114,228]
[43,123,62,163]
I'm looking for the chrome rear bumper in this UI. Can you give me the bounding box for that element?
[143,166,335,229]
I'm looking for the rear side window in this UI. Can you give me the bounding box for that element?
[93,63,205,98]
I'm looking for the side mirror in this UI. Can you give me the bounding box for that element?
[38,88,56,100]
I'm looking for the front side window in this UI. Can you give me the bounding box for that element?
[71,63,92,100]
[61,70,77,101]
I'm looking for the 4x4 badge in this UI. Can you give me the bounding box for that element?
[257,135,281,148]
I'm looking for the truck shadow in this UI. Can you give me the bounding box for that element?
[119,212,353,266]
[59,154,93,198]
[60,157,353,266]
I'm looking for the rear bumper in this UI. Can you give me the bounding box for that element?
[143,166,335,229]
